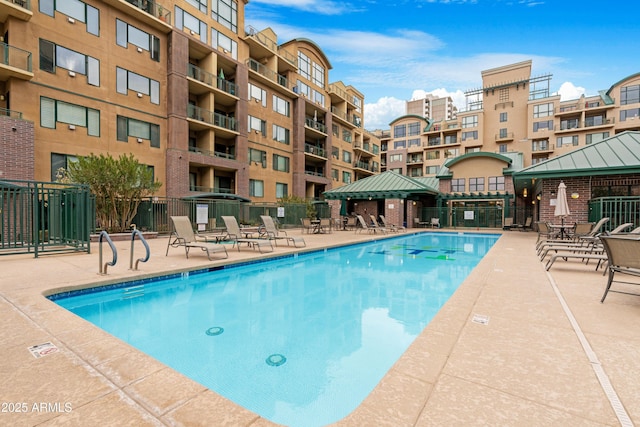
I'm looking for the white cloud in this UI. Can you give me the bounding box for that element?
[248,0,358,15]
[555,81,585,101]
[364,97,406,130]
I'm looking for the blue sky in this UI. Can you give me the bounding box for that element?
[245,0,640,130]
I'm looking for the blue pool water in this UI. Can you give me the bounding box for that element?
[51,232,498,426]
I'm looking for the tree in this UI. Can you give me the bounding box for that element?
[64,153,162,232]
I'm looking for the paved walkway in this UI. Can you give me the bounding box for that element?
[1,229,638,426]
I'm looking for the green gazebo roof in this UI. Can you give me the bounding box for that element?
[323,170,439,200]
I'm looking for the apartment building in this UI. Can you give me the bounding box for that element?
[0,0,378,204]
[381,60,640,179]
[406,93,457,122]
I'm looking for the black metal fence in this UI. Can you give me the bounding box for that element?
[0,180,92,257]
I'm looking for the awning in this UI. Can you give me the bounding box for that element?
[182,192,251,203]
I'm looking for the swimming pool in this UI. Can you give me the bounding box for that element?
[51,232,498,426]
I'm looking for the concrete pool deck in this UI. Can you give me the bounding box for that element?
[1,229,638,426]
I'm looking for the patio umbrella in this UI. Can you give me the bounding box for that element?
[554,181,571,236]
[340,199,348,216]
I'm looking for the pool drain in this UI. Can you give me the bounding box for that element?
[205,326,224,336]
[266,353,286,367]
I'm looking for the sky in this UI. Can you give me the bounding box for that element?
[244,0,640,131]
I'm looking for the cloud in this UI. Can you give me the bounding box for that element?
[554,82,586,101]
[248,0,358,15]
[363,97,406,130]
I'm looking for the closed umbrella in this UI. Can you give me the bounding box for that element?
[554,181,571,238]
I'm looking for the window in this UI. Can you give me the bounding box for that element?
[462,115,478,128]
[342,171,351,184]
[248,83,267,106]
[488,176,505,191]
[394,140,406,149]
[499,128,508,138]
[116,67,160,104]
[451,178,465,192]
[444,135,457,145]
[175,7,207,43]
[557,135,578,147]
[331,169,339,181]
[469,177,484,192]
[389,154,403,163]
[531,139,549,151]
[41,97,100,136]
[500,112,507,122]
[298,52,311,80]
[393,124,406,138]
[586,132,609,145]
[248,115,266,135]
[585,115,606,127]
[533,103,554,118]
[249,179,264,197]
[332,124,339,137]
[621,84,640,105]
[116,19,160,61]
[211,29,238,60]
[560,118,579,130]
[312,90,325,107]
[426,150,440,160]
[51,153,78,181]
[39,39,100,86]
[465,147,480,153]
[462,130,478,141]
[408,122,420,136]
[428,136,441,146]
[272,95,290,116]
[533,120,553,132]
[342,130,352,143]
[499,87,509,102]
[342,151,352,164]
[40,0,99,36]
[620,108,640,121]
[444,148,459,158]
[312,62,324,87]
[276,182,288,198]
[272,124,289,144]
[116,116,160,147]
[498,144,507,153]
[331,147,339,160]
[408,138,420,147]
[272,154,290,172]
[212,0,237,32]
[249,148,266,167]
[186,0,207,13]
[426,165,439,175]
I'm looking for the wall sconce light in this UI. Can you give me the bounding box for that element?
[346,197,350,201]
[550,190,556,197]
[522,188,528,198]
[0,95,4,101]
[412,201,417,206]
[571,193,579,199]
[368,196,372,201]
[536,194,541,201]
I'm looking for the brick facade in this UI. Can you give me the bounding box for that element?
[0,118,35,181]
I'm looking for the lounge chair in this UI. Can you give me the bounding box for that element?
[379,215,404,232]
[166,216,228,260]
[221,216,274,253]
[355,215,376,234]
[536,217,610,254]
[535,221,558,244]
[503,218,514,230]
[599,235,640,302]
[515,216,533,231]
[369,215,388,233]
[260,215,305,247]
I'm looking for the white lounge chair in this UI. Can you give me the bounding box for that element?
[222,216,274,253]
[379,215,404,232]
[166,216,228,260]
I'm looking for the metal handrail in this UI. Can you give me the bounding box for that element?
[129,228,150,270]
[98,231,117,275]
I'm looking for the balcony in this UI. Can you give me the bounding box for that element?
[0,42,33,81]
[188,145,236,160]
[244,25,277,56]
[495,132,514,142]
[246,58,290,92]
[584,116,614,128]
[305,117,327,134]
[187,104,237,137]
[304,143,327,158]
[102,0,171,31]
[353,161,378,174]
[0,0,31,21]
[531,143,554,153]
[328,84,357,108]
[187,64,237,105]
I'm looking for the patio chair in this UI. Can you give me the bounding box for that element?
[344,216,357,231]
[430,218,440,228]
[535,221,558,244]
[379,215,404,232]
[599,235,640,302]
[536,217,610,253]
[515,216,532,232]
[319,218,333,233]
[355,215,376,234]
[300,218,313,234]
[260,215,305,247]
[539,222,632,262]
[166,216,228,260]
[414,217,428,228]
[368,215,388,233]
[222,216,274,253]
[503,217,514,230]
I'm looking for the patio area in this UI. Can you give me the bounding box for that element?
[1,229,638,426]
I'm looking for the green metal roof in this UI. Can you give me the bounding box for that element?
[323,170,439,200]
[515,131,640,180]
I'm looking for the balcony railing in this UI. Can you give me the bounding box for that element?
[304,143,327,158]
[187,104,237,131]
[245,25,277,51]
[305,117,327,134]
[188,145,236,160]
[190,186,233,193]
[328,84,358,105]
[0,42,32,73]
[247,58,289,89]
[0,107,23,119]
[125,0,171,24]
[187,64,238,96]
[354,161,378,172]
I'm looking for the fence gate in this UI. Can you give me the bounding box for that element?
[0,180,92,257]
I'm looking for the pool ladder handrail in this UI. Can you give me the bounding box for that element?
[98,231,117,275]
[130,228,150,270]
